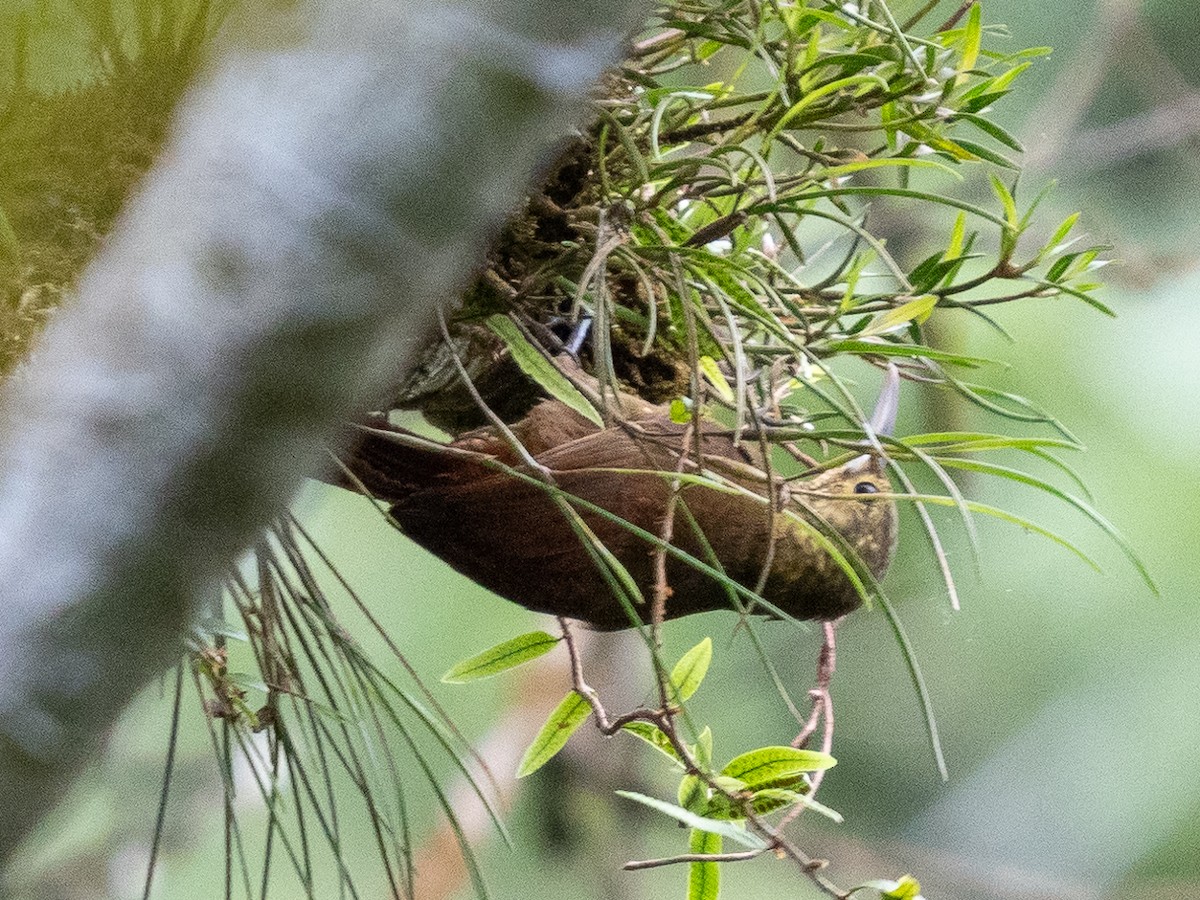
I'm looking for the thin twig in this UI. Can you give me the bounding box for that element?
[624,848,765,870]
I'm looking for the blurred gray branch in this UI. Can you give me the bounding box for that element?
[0,0,652,862]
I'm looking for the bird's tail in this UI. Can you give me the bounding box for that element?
[321,415,468,503]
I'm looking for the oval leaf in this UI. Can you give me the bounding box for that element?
[517,690,592,778]
[486,314,603,427]
[441,631,560,684]
[721,746,836,790]
[671,637,713,702]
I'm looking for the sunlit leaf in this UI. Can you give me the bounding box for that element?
[441,631,561,684]
[623,721,684,765]
[721,746,836,790]
[670,637,713,702]
[860,295,938,336]
[614,791,768,849]
[688,829,722,900]
[517,691,592,778]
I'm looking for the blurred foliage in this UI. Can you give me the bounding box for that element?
[0,0,227,373]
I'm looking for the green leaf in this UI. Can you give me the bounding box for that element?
[486,314,602,427]
[688,829,722,900]
[863,874,924,899]
[824,340,994,368]
[227,673,269,694]
[670,397,693,423]
[957,1,981,74]
[900,431,1079,452]
[699,356,734,402]
[989,174,1019,228]
[721,746,836,790]
[670,637,713,702]
[614,791,768,849]
[860,295,938,336]
[1046,211,1081,251]
[929,456,1158,595]
[954,111,1024,152]
[441,631,560,683]
[952,138,1018,170]
[695,726,714,768]
[702,785,842,822]
[517,690,592,778]
[622,721,684,765]
[748,787,805,816]
[678,773,707,813]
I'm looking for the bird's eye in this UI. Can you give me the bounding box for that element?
[854,481,879,494]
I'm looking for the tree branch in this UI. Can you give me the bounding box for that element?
[0,0,654,863]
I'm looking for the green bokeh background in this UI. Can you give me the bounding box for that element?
[6,2,1200,898]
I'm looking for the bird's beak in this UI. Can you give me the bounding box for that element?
[868,362,900,438]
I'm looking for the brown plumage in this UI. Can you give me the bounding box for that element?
[329,372,900,630]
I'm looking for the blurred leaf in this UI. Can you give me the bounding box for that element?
[671,397,694,423]
[615,791,768,849]
[671,637,713,702]
[441,631,560,684]
[861,295,937,336]
[695,725,714,768]
[678,773,707,813]
[699,356,734,402]
[688,829,722,900]
[931,456,1158,595]
[956,1,982,74]
[623,721,684,765]
[864,875,924,899]
[517,690,592,778]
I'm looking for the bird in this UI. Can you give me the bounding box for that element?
[327,366,899,630]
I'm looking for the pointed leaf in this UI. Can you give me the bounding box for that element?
[517,690,592,778]
[614,791,768,849]
[442,631,561,684]
[671,637,713,702]
[721,746,836,790]
[861,295,938,336]
[486,314,603,427]
[622,721,684,765]
[699,356,734,402]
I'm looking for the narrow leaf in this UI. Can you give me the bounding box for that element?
[688,829,722,900]
[699,356,734,402]
[931,456,1158,595]
[517,691,592,778]
[861,295,938,336]
[441,631,561,684]
[486,314,603,427]
[825,339,994,368]
[614,791,768,849]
